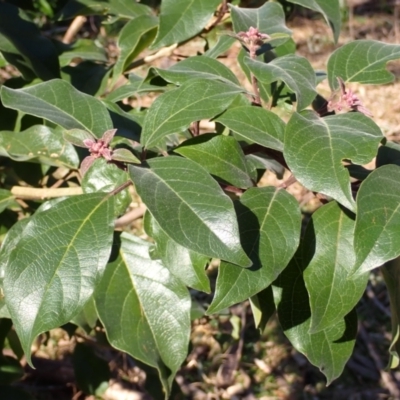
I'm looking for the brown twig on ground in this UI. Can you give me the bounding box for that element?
[114,205,146,228]
[204,0,229,33]
[358,322,400,398]
[62,16,87,44]
[11,186,83,199]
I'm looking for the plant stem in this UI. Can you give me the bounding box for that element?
[107,180,133,198]
[11,186,83,199]
[249,48,261,106]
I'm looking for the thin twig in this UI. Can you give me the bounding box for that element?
[114,205,146,228]
[11,186,83,200]
[107,181,133,198]
[62,16,87,44]
[127,44,178,70]
[204,0,229,33]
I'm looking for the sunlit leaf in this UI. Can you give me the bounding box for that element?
[3,194,114,365]
[328,40,400,89]
[96,233,191,398]
[215,106,285,151]
[284,111,382,212]
[207,187,301,313]
[151,0,220,49]
[303,202,368,333]
[129,157,251,268]
[0,125,79,169]
[140,78,243,148]
[353,165,400,274]
[174,134,254,189]
[1,79,113,137]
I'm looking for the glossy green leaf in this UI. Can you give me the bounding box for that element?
[70,297,98,334]
[327,40,400,90]
[249,286,275,332]
[0,190,14,214]
[230,2,292,48]
[141,79,243,148]
[207,187,301,313]
[0,219,31,320]
[81,158,131,217]
[3,193,115,365]
[245,55,317,111]
[58,0,151,19]
[303,202,368,333]
[284,111,382,212]
[204,35,236,58]
[58,39,108,67]
[1,79,113,138]
[215,106,285,151]
[111,15,158,87]
[64,128,94,148]
[151,0,220,50]
[95,233,191,398]
[174,134,253,189]
[0,3,60,81]
[111,148,140,164]
[381,258,400,369]
[106,75,166,103]
[129,157,251,268]
[144,211,210,293]
[286,0,341,43]
[0,125,79,169]
[273,253,358,384]
[353,165,400,274]
[153,55,241,86]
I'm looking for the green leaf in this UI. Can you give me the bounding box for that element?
[0,355,24,385]
[111,15,158,87]
[249,286,275,332]
[141,79,243,148]
[215,106,285,151]
[144,211,210,293]
[72,342,110,396]
[303,202,368,333]
[153,55,241,86]
[58,0,152,19]
[0,219,31,320]
[0,125,79,169]
[150,0,220,50]
[327,40,400,89]
[174,134,253,189]
[1,79,113,138]
[286,0,341,43]
[381,258,400,369]
[204,35,236,58]
[284,111,382,212]
[0,190,14,214]
[273,254,358,384]
[95,233,191,398]
[3,194,115,365]
[207,187,301,313]
[70,297,98,334]
[230,2,292,48]
[58,39,108,67]
[111,148,140,164]
[129,157,251,268]
[353,165,400,274]
[81,158,131,216]
[0,3,60,81]
[106,75,166,103]
[245,55,317,111]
